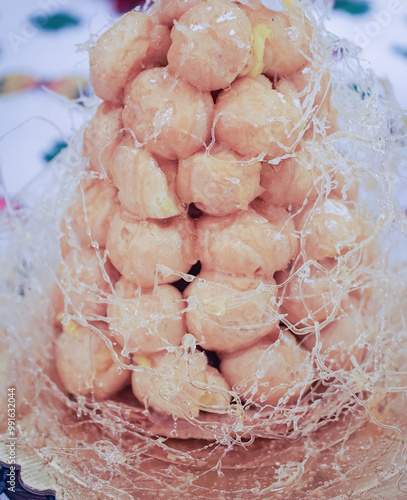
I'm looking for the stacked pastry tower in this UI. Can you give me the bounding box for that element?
[54,0,369,430]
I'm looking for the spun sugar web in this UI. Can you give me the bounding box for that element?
[1,1,407,498]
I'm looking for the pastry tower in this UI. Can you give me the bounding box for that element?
[53,0,370,436]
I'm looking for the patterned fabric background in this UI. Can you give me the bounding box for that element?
[0,0,406,200]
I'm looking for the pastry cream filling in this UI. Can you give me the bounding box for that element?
[240,23,273,79]
[58,313,79,337]
[133,355,152,368]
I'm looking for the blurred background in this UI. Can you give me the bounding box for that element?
[0,0,406,200]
